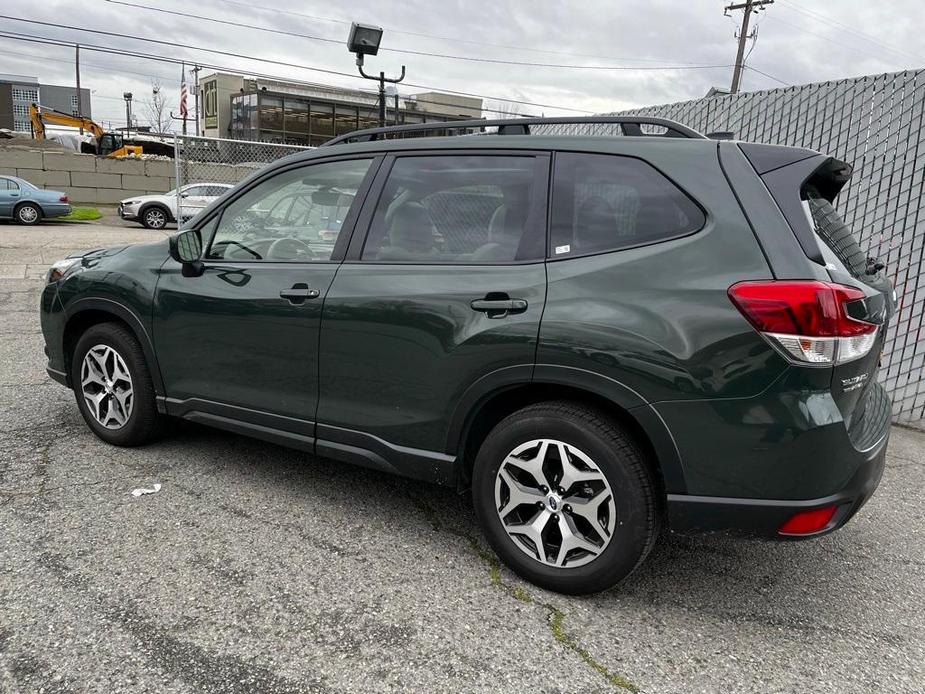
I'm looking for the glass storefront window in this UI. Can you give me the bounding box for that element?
[358,107,379,132]
[310,102,334,146]
[334,105,358,136]
[230,93,259,140]
[260,96,284,132]
[285,98,309,135]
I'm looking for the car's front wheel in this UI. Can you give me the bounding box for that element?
[472,401,660,595]
[140,206,169,230]
[71,322,165,446]
[14,203,42,226]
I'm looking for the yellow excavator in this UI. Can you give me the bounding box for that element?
[29,103,143,158]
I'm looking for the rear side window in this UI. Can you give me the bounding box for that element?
[803,189,868,279]
[361,155,545,263]
[550,153,705,258]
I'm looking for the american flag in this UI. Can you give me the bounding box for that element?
[179,63,188,119]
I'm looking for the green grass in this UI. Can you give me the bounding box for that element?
[59,207,102,222]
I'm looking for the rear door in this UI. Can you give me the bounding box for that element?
[315,151,549,460]
[178,185,210,220]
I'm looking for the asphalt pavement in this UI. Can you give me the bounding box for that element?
[1,219,923,693]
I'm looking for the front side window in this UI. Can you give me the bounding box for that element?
[206,158,372,262]
[550,153,705,258]
[361,155,543,263]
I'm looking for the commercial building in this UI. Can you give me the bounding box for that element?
[199,72,482,146]
[0,74,92,133]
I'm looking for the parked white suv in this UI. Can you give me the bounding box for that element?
[119,183,233,229]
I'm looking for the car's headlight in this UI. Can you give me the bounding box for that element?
[46,257,81,284]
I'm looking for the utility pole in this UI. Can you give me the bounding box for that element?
[725,0,773,93]
[75,44,83,135]
[192,65,201,136]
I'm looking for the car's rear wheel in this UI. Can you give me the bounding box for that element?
[141,206,169,230]
[71,322,165,446]
[472,401,659,595]
[14,203,42,226]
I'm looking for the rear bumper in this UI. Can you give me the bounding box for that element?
[43,203,72,218]
[666,425,888,537]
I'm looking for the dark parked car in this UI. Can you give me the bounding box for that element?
[0,175,71,224]
[39,117,894,594]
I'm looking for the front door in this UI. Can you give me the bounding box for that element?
[317,152,549,459]
[153,156,377,434]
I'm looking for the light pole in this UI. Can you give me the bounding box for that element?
[123,92,133,137]
[347,22,405,129]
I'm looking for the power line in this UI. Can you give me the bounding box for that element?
[199,0,720,67]
[0,15,595,114]
[759,14,897,65]
[0,30,549,117]
[743,65,790,87]
[776,0,925,63]
[105,0,732,72]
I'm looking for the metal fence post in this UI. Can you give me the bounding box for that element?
[173,134,182,230]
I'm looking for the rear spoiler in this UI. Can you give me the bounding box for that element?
[739,143,853,264]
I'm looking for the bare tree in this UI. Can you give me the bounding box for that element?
[487,100,522,119]
[144,81,171,133]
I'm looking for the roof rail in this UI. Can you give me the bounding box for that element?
[321,116,706,146]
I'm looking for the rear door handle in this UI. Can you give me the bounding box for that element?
[470,297,528,318]
[279,284,320,304]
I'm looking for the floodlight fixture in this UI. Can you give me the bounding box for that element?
[347,23,383,66]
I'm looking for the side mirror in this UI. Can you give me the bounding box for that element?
[169,229,204,276]
[180,192,190,198]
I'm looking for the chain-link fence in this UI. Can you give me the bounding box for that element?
[172,134,310,223]
[610,70,925,427]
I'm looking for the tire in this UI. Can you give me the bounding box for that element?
[472,401,659,595]
[140,205,169,230]
[14,203,42,226]
[71,322,165,446]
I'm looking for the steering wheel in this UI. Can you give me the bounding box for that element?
[266,237,317,261]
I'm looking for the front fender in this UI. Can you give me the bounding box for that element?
[62,296,167,396]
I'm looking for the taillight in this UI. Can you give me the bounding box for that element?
[59,195,69,203]
[728,280,877,365]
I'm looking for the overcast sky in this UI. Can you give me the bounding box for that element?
[1,0,922,129]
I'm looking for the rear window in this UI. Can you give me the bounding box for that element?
[803,188,868,279]
[549,153,705,258]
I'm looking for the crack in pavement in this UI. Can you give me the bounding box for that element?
[406,486,642,693]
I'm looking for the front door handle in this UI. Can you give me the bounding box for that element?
[279,283,320,304]
[470,296,528,318]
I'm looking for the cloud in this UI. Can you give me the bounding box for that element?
[1,0,921,128]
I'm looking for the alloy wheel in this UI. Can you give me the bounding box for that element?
[80,344,134,429]
[18,205,39,223]
[494,439,616,569]
[145,208,166,229]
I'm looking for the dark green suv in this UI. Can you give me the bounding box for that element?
[40,117,894,594]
